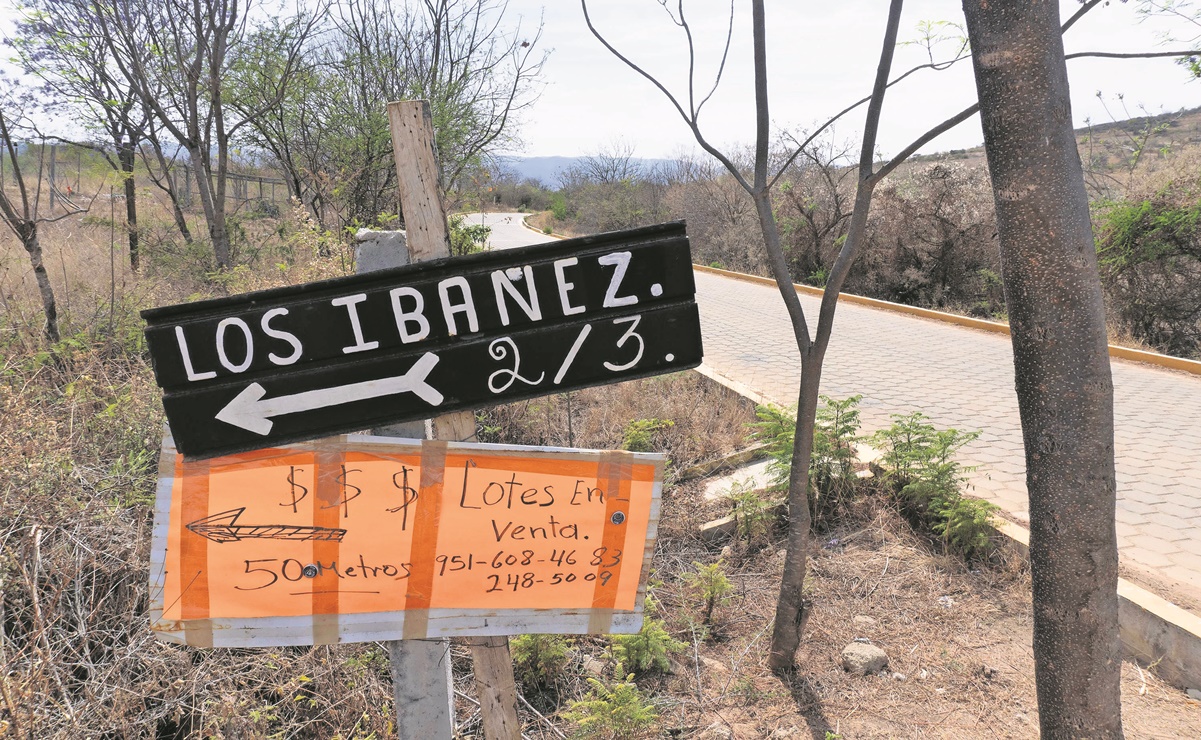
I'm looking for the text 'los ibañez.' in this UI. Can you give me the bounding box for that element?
[142,223,702,458]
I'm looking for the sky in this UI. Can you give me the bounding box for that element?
[497,0,1201,161]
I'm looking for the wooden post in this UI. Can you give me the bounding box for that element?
[387,99,522,740]
[355,226,456,740]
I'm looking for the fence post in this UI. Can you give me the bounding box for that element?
[48,143,57,209]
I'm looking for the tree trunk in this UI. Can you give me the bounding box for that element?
[118,141,140,272]
[961,1,1123,737]
[768,362,820,672]
[21,223,60,343]
[151,144,194,246]
[188,149,231,269]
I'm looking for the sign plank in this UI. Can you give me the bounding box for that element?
[149,433,663,648]
[142,222,702,458]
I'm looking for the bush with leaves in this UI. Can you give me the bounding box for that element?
[872,412,996,559]
[682,559,734,626]
[609,615,684,675]
[621,417,675,452]
[448,214,492,256]
[1094,178,1201,357]
[564,675,659,739]
[726,481,776,548]
[510,633,570,694]
[750,395,863,526]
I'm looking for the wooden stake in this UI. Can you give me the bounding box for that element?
[386,99,522,740]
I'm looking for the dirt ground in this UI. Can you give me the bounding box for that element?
[630,475,1201,739]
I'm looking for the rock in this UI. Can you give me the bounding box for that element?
[698,722,733,739]
[354,229,410,271]
[1187,688,1201,701]
[720,545,734,560]
[981,665,999,680]
[770,726,802,738]
[852,615,877,627]
[841,642,888,675]
[892,672,907,682]
[700,656,729,673]
[581,655,605,677]
[938,595,955,608]
[700,515,738,544]
[919,669,929,680]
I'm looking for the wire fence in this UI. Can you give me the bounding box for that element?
[0,139,289,210]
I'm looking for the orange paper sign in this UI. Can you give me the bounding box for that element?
[149,433,662,647]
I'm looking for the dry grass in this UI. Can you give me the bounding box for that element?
[479,372,757,482]
[622,489,1201,739]
[2,174,1198,738]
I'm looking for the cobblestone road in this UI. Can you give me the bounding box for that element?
[475,213,1201,606]
[694,270,1201,604]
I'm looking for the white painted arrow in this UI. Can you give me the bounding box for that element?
[215,352,445,435]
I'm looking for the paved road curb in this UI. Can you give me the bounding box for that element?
[698,364,1201,691]
[692,264,1201,377]
[993,519,1201,692]
[511,227,1201,692]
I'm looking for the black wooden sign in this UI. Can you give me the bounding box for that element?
[142,222,703,458]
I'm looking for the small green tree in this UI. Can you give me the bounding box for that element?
[683,559,734,626]
[510,633,570,693]
[564,675,659,739]
[610,616,684,675]
[448,214,491,256]
[727,481,776,548]
[751,395,862,526]
[872,412,995,559]
[621,418,674,452]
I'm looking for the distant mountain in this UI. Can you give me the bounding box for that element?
[494,156,578,187]
[912,105,1201,167]
[496,155,676,188]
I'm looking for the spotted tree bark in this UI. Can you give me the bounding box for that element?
[961,1,1123,736]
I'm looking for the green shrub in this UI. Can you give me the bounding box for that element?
[935,495,1000,558]
[621,418,674,452]
[448,214,491,256]
[610,616,683,675]
[510,634,570,692]
[872,412,977,493]
[564,675,658,739]
[1094,187,1201,357]
[727,481,776,547]
[749,395,863,526]
[683,559,734,626]
[872,412,996,559]
[551,191,568,221]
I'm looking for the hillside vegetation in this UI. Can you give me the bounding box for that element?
[2,98,1201,734]
[512,108,1201,358]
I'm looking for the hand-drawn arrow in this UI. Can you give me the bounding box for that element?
[215,351,444,435]
[186,508,347,544]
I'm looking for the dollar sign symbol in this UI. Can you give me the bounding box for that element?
[388,466,419,530]
[281,466,308,514]
[328,465,363,517]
